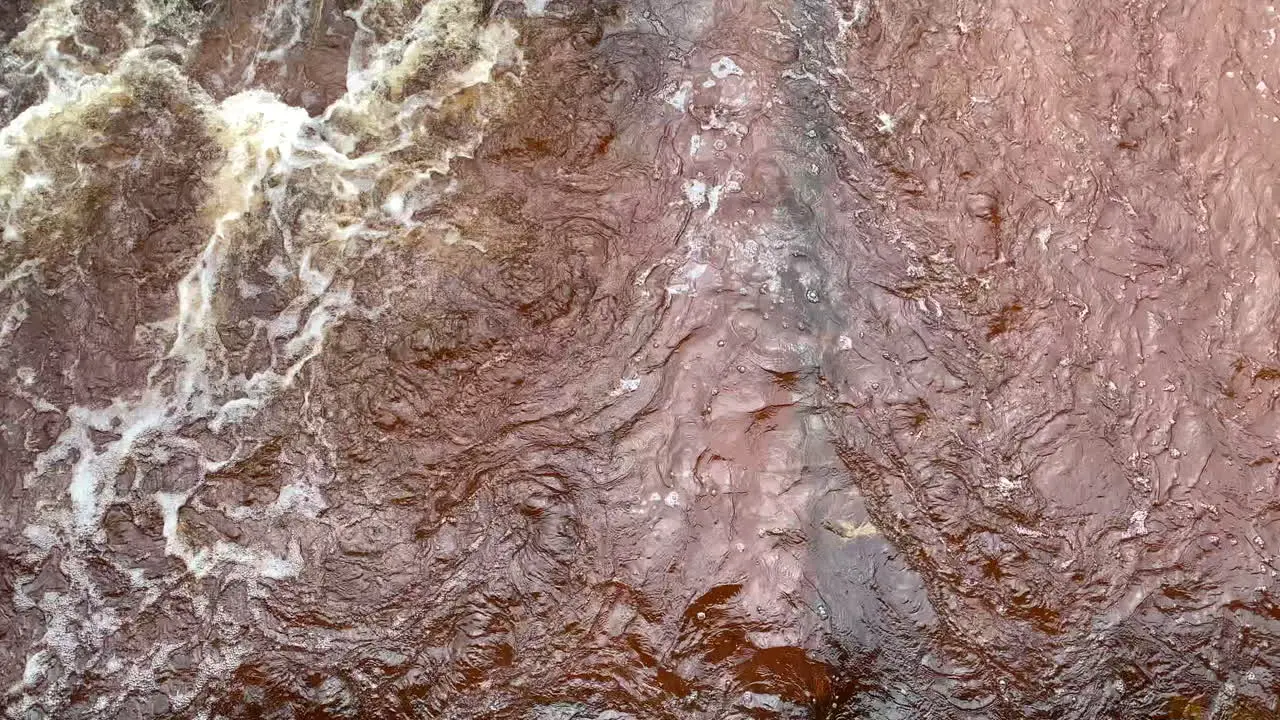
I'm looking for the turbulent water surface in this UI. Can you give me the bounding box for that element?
[3,0,1280,717]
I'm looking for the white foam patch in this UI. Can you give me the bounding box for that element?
[156,490,303,579]
[21,525,57,552]
[665,80,693,112]
[24,90,323,533]
[239,0,312,83]
[21,0,522,554]
[272,482,329,517]
[8,0,92,94]
[683,179,707,207]
[8,0,529,713]
[326,0,522,223]
[0,259,41,345]
[609,376,643,397]
[704,170,743,218]
[343,0,519,111]
[1124,509,1149,538]
[665,262,708,296]
[710,56,743,79]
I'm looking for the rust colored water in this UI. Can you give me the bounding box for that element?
[3,0,1280,717]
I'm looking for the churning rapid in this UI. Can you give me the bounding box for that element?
[2,0,1280,717]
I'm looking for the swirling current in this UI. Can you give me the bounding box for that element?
[3,0,1280,717]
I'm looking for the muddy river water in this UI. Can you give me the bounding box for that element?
[3,0,1280,717]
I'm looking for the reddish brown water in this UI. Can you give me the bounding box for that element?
[4,0,1280,717]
